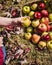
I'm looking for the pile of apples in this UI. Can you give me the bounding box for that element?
[22,1,52,50]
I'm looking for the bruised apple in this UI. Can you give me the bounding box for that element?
[32,34,40,44]
[41,32,50,41]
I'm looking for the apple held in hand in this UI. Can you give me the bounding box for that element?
[38,23,47,32]
[41,10,48,17]
[47,41,52,50]
[32,19,40,28]
[39,2,46,9]
[27,27,33,33]
[24,33,32,40]
[23,6,30,14]
[32,34,40,44]
[34,12,41,19]
[41,17,49,25]
[22,17,31,27]
[38,41,46,49]
[49,13,52,22]
[31,3,38,11]
[29,11,34,19]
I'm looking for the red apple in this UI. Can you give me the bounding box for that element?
[34,12,41,19]
[39,2,46,9]
[41,10,48,17]
[38,23,47,32]
[41,17,49,25]
[47,25,51,31]
[41,33,51,41]
[12,10,17,17]
[50,26,52,31]
[32,34,40,44]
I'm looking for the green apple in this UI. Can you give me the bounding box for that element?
[22,17,31,27]
[31,3,38,11]
[23,6,30,14]
[49,32,52,39]
[32,19,40,28]
[47,40,52,50]
[29,11,34,19]
[25,33,32,40]
[49,13,52,22]
[27,27,33,33]
[38,41,46,49]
